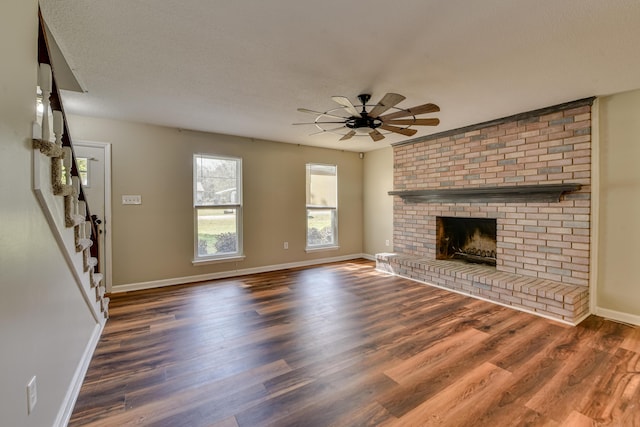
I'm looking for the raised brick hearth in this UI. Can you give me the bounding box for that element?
[378,98,593,324]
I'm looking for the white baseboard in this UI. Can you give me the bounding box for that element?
[595,306,640,326]
[361,253,376,261]
[54,322,104,427]
[112,253,370,293]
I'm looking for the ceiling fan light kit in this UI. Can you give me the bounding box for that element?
[296,93,440,142]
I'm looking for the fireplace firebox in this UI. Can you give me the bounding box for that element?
[436,217,497,266]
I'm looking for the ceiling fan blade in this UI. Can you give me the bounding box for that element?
[339,130,356,141]
[379,103,440,120]
[379,124,418,137]
[369,129,385,142]
[331,96,361,117]
[310,125,348,136]
[368,93,406,118]
[383,118,440,126]
[297,108,348,120]
[293,121,347,125]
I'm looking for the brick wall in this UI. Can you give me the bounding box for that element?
[392,99,592,287]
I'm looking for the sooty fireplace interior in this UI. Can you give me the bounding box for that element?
[436,217,497,266]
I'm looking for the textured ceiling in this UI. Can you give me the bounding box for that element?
[39,0,640,152]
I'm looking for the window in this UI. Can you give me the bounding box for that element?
[76,157,89,186]
[306,163,337,250]
[60,156,88,186]
[193,154,242,260]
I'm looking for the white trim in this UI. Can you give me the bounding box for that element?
[305,245,340,253]
[377,267,581,326]
[104,143,113,292]
[54,322,104,427]
[192,254,246,265]
[306,162,338,250]
[193,154,243,262]
[595,306,640,327]
[75,141,113,293]
[589,99,599,315]
[112,253,367,293]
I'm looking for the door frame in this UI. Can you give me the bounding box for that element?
[75,140,113,292]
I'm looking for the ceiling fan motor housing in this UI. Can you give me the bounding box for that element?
[346,115,382,130]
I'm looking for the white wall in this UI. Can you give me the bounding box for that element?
[0,2,99,426]
[363,147,394,256]
[597,89,640,322]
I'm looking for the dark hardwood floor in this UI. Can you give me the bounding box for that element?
[69,259,640,426]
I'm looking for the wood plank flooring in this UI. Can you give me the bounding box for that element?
[69,259,640,426]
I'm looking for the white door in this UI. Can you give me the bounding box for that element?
[74,142,112,292]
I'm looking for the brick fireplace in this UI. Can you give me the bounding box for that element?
[376,98,593,324]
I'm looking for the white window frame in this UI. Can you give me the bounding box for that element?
[192,154,244,264]
[305,163,339,252]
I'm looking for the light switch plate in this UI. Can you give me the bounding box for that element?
[122,195,142,205]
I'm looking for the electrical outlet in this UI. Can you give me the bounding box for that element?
[27,376,37,414]
[385,239,390,246]
[284,242,289,249]
[122,195,142,205]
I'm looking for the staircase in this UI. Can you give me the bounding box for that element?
[32,20,108,324]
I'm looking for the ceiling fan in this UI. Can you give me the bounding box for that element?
[295,93,440,141]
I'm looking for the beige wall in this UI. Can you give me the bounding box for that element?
[69,99,640,316]
[67,115,364,287]
[0,2,98,425]
[597,89,640,319]
[363,146,394,256]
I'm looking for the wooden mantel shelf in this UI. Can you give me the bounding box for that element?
[388,183,582,203]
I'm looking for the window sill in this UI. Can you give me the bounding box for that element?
[305,245,340,253]
[192,255,245,266]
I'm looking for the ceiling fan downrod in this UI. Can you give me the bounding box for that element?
[357,94,371,114]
